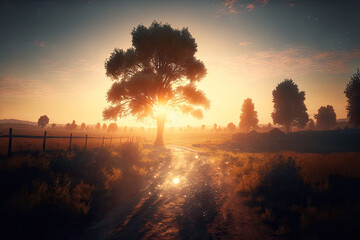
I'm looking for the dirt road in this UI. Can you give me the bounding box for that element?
[86,145,277,239]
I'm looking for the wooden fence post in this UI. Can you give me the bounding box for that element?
[69,133,72,151]
[8,128,12,157]
[43,131,47,152]
[102,136,104,147]
[84,134,88,151]
[110,136,112,149]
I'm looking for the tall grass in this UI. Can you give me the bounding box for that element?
[220,151,360,239]
[0,143,151,239]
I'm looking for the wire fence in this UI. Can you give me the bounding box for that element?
[1,128,145,157]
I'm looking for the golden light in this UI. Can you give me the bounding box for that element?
[152,103,168,116]
[172,177,180,184]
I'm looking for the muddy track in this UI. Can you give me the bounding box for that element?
[85,146,278,240]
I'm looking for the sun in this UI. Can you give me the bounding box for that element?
[172,177,180,184]
[152,103,169,116]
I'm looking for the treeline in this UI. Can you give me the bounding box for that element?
[227,69,360,133]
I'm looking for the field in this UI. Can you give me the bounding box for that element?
[214,150,360,239]
[1,125,360,239]
[0,124,232,155]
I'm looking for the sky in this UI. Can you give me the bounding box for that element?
[0,0,359,127]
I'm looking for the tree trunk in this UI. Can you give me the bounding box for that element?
[154,112,166,145]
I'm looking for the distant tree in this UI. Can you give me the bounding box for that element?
[314,105,337,130]
[267,123,272,129]
[227,122,236,132]
[201,124,205,130]
[102,123,107,130]
[239,98,258,132]
[344,69,360,128]
[66,120,77,131]
[80,123,86,130]
[51,123,56,129]
[213,123,217,131]
[103,21,209,145]
[38,115,49,128]
[307,119,315,130]
[96,122,101,129]
[107,123,118,133]
[271,79,309,132]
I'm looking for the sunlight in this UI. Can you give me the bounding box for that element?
[152,103,168,117]
[172,177,180,184]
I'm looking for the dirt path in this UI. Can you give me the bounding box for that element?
[85,145,277,239]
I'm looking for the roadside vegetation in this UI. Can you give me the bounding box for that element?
[0,143,156,239]
[219,150,360,239]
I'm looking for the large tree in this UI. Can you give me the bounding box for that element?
[38,115,49,129]
[271,79,309,132]
[239,98,258,132]
[314,105,337,130]
[103,21,209,145]
[344,69,360,128]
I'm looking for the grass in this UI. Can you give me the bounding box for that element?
[219,150,360,239]
[0,142,156,239]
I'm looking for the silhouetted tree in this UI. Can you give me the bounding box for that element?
[103,21,209,145]
[66,120,77,131]
[38,115,49,128]
[51,123,56,129]
[271,79,309,132]
[96,122,101,129]
[227,122,236,131]
[201,124,205,130]
[80,123,86,130]
[102,123,107,130]
[213,123,217,131]
[108,123,118,133]
[307,119,315,130]
[239,98,258,132]
[314,105,337,130]
[344,69,360,128]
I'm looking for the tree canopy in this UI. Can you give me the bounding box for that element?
[103,21,209,145]
[66,120,77,131]
[314,105,337,130]
[239,98,258,132]
[227,122,236,131]
[38,115,49,128]
[344,69,360,128]
[271,79,309,132]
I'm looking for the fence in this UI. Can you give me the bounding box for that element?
[1,128,144,157]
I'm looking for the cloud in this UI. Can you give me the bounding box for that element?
[35,40,46,47]
[222,0,238,14]
[221,0,268,14]
[0,77,52,97]
[238,41,253,47]
[214,46,360,79]
[39,58,99,73]
[246,3,255,11]
[285,0,296,7]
